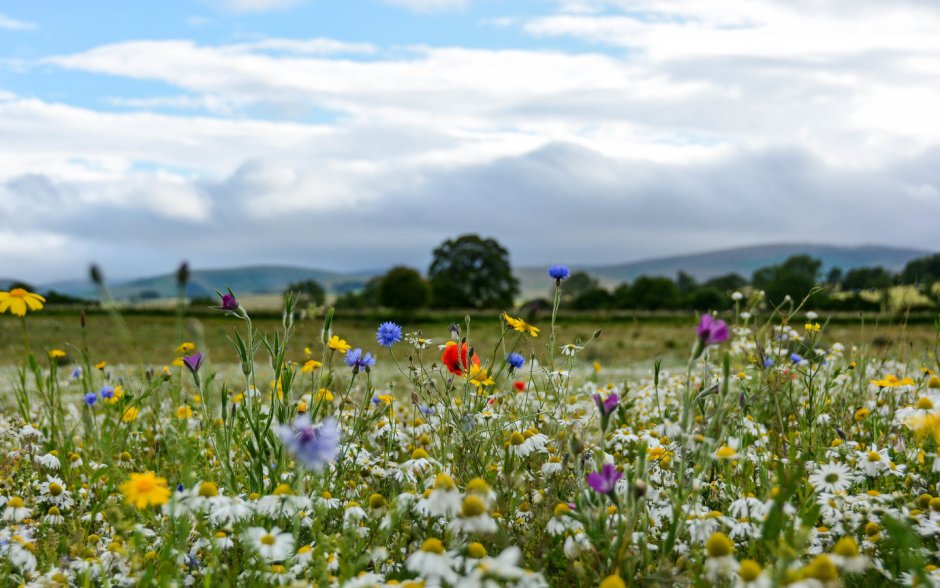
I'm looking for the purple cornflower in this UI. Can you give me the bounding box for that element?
[548,265,571,282]
[344,348,376,372]
[71,366,82,380]
[213,290,239,313]
[790,353,804,364]
[586,464,622,495]
[376,322,403,348]
[183,352,204,374]
[696,314,729,346]
[276,415,341,471]
[83,391,98,406]
[593,393,619,416]
[99,385,115,400]
[506,352,525,370]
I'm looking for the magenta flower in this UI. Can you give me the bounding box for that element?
[183,352,204,374]
[586,464,622,495]
[696,314,729,346]
[593,393,619,416]
[213,290,239,313]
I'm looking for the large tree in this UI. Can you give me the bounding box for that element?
[379,266,431,310]
[752,255,822,305]
[428,234,519,309]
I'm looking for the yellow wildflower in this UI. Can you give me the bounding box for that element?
[0,288,45,316]
[120,472,171,509]
[176,342,195,354]
[501,312,540,337]
[302,359,322,373]
[328,335,351,354]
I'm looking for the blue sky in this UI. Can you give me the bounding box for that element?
[2,0,940,282]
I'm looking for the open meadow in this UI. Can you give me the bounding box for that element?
[3,282,940,586]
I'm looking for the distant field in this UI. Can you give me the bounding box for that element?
[1,309,936,368]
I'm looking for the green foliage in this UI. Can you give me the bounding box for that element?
[902,252,940,284]
[287,279,326,307]
[842,267,895,291]
[428,234,519,309]
[626,275,681,310]
[377,266,430,310]
[570,287,613,310]
[752,254,822,305]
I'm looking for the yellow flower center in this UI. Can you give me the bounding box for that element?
[833,537,859,558]
[461,495,486,518]
[48,482,63,496]
[715,446,737,459]
[867,451,881,462]
[466,477,491,495]
[260,534,276,546]
[467,542,487,559]
[421,538,444,554]
[705,532,734,558]
[598,575,627,588]
[8,497,25,508]
[198,482,219,497]
[917,397,935,410]
[739,559,762,582]
[509,432,525,446]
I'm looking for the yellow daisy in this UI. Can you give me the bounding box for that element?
[0,288,46,316]
[501,312,539,337]
[327,335,352,354]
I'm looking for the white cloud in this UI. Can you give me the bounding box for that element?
[381,0,468,12]
[216,0,307,12]
[0,13,36,30]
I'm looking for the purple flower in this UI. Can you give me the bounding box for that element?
[183,352,204,374]
[548,265,571,281]
[376,322,403,348]
[586,464,622,495]
[276,415,341,471]
[696,314,729,346]
[213,290,239,312]
[593,393,619,416]
[344,348,376,372]
[83,392,98,406]
[100,385,115,400]
[506,352,525,370]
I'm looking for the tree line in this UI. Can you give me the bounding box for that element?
[287,235,940,312]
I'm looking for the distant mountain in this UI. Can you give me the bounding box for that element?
[39,265,379,301]
[515,244,931,297]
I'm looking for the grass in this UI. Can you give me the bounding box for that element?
[2,310,937,369]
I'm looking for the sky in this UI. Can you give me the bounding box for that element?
[1,0,940,283]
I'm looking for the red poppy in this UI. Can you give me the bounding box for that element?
[513,381,526,392]
[441,342,479,375]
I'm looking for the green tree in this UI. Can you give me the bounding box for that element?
[686,287,726,311]
[428,235,519,309]
[842,267,894,291]
[901,253,940,285]
[378,266,431,310]
[676,271,698,299]
[571,287,613,310]
[560,271,599,305]
[752,255,822,305]
[286,279,326,307]
[629,276,680,310]
[611,283,634,309]
[704,273,747,294]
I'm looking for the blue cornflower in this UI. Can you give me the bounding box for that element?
[376,322,403,348]
[344,348,376,372]
[790,353,803,364]
[276,415,341,471]
[100,385,115,400]
[548,265,571,281]
[763,357,773,368]
[71,366,83,380]
[83,392,98,406]
[506,352,525,370]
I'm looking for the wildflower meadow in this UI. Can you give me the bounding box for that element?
[2,273,940,588]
